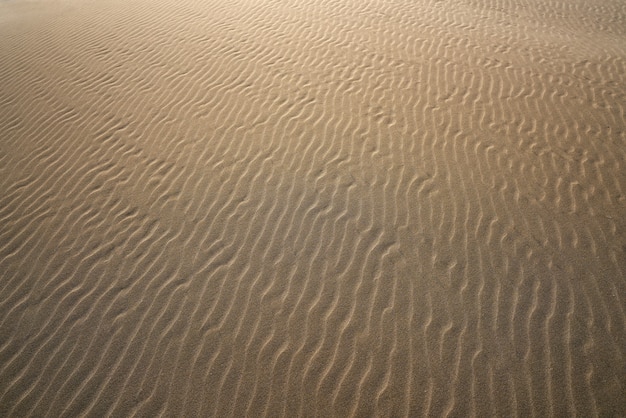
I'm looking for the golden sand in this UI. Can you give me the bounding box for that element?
[1,0,625,415]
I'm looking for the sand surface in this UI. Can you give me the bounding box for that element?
[1,0,625,416]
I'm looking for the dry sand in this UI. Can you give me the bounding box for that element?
[1,0,625,416]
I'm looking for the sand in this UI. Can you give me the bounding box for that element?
[0,0,625,416]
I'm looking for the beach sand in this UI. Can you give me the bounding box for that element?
[1,0,625,415]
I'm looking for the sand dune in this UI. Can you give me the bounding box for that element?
[1,0,625,416]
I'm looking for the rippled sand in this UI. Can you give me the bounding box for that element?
[1,0,625,415]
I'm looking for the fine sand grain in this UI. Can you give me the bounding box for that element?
[1,0,625,416]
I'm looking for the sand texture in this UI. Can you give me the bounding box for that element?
[1,0,625,416]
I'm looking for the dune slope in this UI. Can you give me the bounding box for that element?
[1,0,625,416]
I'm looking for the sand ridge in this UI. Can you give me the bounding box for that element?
[0,0,625,416]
